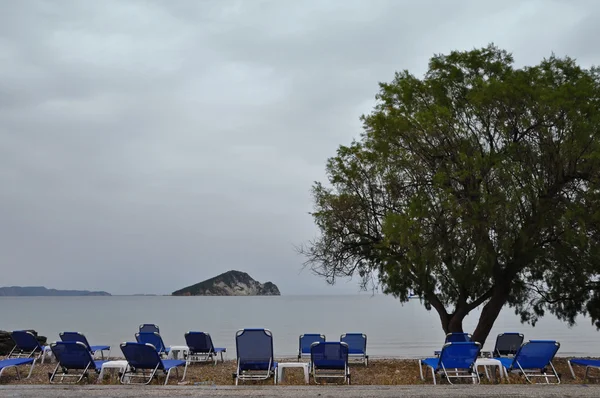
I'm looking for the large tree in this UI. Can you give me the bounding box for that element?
[300,45,600,346]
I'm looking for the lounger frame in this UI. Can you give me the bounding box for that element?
[419,342,482,385]
[310,342,350,384]
[340,333,368,366]
[0,358,36,380]
[568,359,600,380]
[120,342,184,385]
[500,340,561,384]
[49,342,104,384]
[234,329,277,385]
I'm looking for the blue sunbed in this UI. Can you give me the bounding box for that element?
[340,333,368,366]
[498,340,561,384]
[0,358,36,380]
[59,331,110,359]
[135,332,170,358]
[568,358,600,380]
[310,341,350,384]
[420,341,481,385]
[49,341,107,383]
[234,328,278,385]
[120,342,186,385]
[298,334,326,361]
[182,332,226,379]
[8,330,46,359]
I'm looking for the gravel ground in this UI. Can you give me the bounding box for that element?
[1,384,600,398]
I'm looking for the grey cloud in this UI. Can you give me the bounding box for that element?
[0,0,598,295]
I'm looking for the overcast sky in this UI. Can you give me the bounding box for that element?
[0,0,598,295]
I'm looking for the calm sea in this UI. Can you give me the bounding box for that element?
[1,295,598,358]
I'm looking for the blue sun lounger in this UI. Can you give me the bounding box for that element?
[298,334,326,361]
[234,328,278,385]
[419,341,481,385]
[59,332,110,360]
[0,358,36,380]
[310,342,350,384]
[49,341,107,383]
[8,331,46,359]
[120,342,186,385]
[135,332,170,358]
[340,333,368,366]
[182,332,226,379]
[498,340,561,384]
[568,358,600,380]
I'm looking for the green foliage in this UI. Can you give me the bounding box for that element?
[301,45,600,337]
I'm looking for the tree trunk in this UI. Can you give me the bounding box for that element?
[439,310,468,334]
[471,290,510,347]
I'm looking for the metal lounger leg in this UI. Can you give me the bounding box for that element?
[568,360,576,379]
[418,360,424,381]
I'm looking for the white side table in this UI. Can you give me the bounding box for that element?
[277,362,309,384]
[168,345,189,360]
[97,360,129,383]
[475,358,506,382]
[41,346,54,364]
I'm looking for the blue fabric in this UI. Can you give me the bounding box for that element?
[10,331,43,352]
[90,345,110,352]
[51,342,99,370]
[423,342,479,371]
[161,359,185,370]
[421,357,439,369]
[299,334,325,354]
[121,342,165,370]
[340,334,366,354]
[185,332,215,354]
[492,333,523,357]
[236,329,274,365]
[0,358,34,370]
[502,340,560,370]
[570,359,600,367]
[311,342,349,370]
[139,324,160,333]
[239,361,275,371]
[214,348,226,353]
[136,332,168,354]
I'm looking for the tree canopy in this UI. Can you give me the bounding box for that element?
[301,45,600,345]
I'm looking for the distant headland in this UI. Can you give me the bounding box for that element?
[172,270,280,296]
[0,286,111,297]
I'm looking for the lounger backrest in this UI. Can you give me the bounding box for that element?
[185,332,214,354]
[340,333,367,354]
[59,332,91,350]
[438,342,481,370]
[310,342,348,368]
[445,333,472,343]
[139,324,160,333]
[299,334,326,355]
[51,341,97,370]
[10,331,42,352]
[135,332,166,353]
[512,340,560,369]
[493,332,524,357]
[121,342,164,370]
[235,329,274,363]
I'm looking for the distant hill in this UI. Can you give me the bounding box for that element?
[172,270,281,296]
[0,286,111,297]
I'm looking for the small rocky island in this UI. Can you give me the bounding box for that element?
[172,270,280,296]
[0,286,111,296]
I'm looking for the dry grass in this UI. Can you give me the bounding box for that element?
[1,356,598,386]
